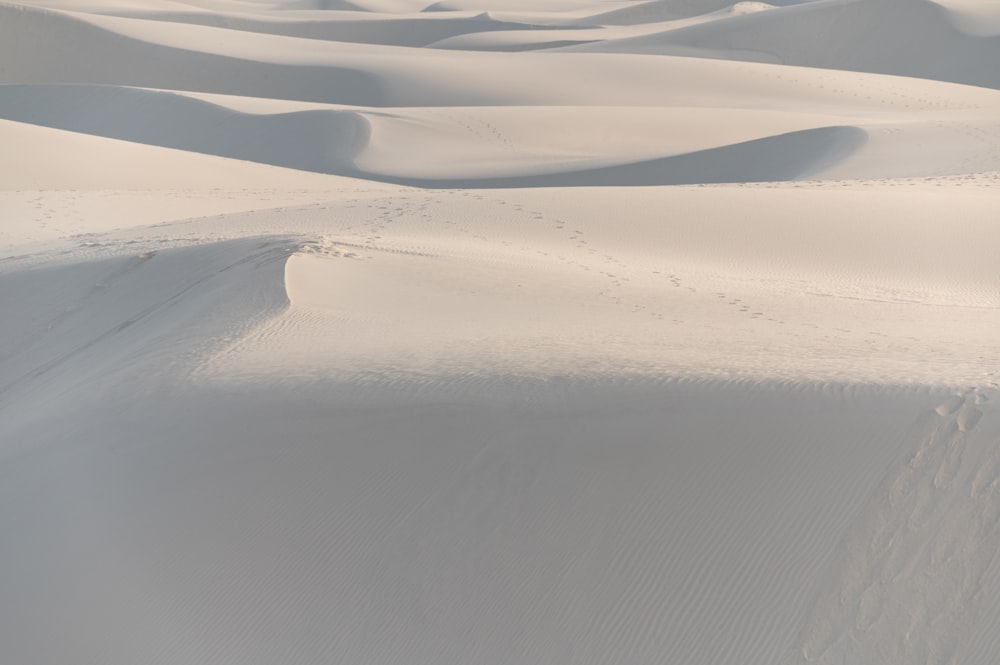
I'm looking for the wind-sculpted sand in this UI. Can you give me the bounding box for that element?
[2,1,999,663]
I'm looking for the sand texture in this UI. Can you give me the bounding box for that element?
[2,1,999,663]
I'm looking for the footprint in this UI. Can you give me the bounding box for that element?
[956,406,983,433]
[935,394,966,417]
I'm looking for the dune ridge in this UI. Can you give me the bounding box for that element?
[0,84,371,174]
[564,0,1000,90]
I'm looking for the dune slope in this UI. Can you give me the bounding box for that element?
[566,0,1000,90]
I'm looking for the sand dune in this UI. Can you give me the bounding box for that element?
[567,0,1000,89]
[78,8,537,47]
[7,1,1000,109]
[0,84,869,183]
[0,84,371,174]
[3,1,1000,664]
[361,125,869,186]
[575,0,813,26]
[4,81,999,183]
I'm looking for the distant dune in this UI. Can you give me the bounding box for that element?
[565,0,1000,90]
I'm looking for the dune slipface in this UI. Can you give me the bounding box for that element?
[2,1,999,665]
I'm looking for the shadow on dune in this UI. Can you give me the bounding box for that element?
[366,126,868,188]
[0,84,371,174]
[0,4,386,106]
[0,85,867,188]
[0,236,298,411]
[566,0,1000,90]
[0,84,865,187]
[101,10,543,49]
[578,0,762,26]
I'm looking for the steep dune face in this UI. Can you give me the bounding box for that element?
[0,85,865,184]
[357,126,869,187]
[3,1,1000,664]
[0,3,387,104]
[78,10,534,48]
[0,238,298,427]
[576,0,801,25]
[0,84,371,174]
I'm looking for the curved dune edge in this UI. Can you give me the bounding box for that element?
[82,8,538,48]
[0,237,299,415]
[0,84,869,185]
[356,125,869,187]
[0,84,372,174]
[565,0,1000,90]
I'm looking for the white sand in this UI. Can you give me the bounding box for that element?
[2,1,999,664]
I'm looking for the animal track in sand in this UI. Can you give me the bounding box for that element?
[299,238,360,259]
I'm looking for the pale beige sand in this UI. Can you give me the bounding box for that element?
[2,1,999,664]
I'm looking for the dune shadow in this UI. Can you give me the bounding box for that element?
[362,125,868,188]
[0,84,865,187]
[0,84,371,174]
[0,4,387,105]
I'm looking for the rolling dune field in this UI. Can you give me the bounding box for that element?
[2,1,1000,663]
